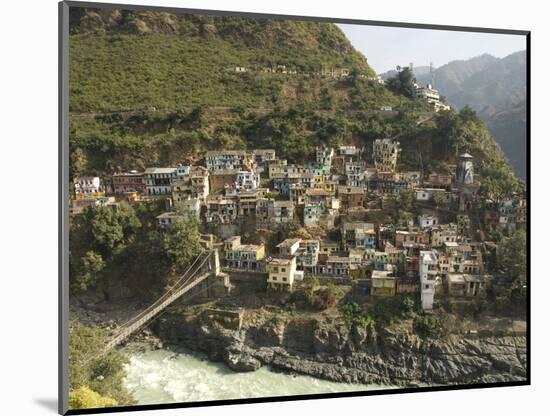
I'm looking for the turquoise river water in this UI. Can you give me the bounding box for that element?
[123,347,386,405]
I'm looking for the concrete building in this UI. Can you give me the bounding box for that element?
[172,167,210,202]
[277,238,301,256]
[342,222,377,249]
[143,167,178,195]
[112,171,145,194]
[235,170,260,191]
[224,236,265,271]
[266,256,302,291]
[447,274,488,298]
[205,195,238,224]
[74,176,101,197]
[338,186,365,210]
[205,150,255,172]
[371,270,397,296]
[418,214,438,229]
[419,250,439,310]
[316,145,334,169]
[373,139,400,173]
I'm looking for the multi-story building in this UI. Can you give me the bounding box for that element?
[430,224,458,247]
[341,222,377,249]
[205,150,256,172]
[273,172,315,195]
[373,139,400,173]
[345,162,367,187]
[143,167,178,195]
[111,171,145,194]
[297,240,320,271]
[171,166,210,203]
[224,236,265,271]
[316,145,334,169]
[338,186,365,210]
[419,250,438,310]
[266,256,302,292]
[74,176,101,197]
[371,270,397,296]
[276,238,301,256]
[205,195,238,224]
[255,199,295,228]
[235,170,260,191]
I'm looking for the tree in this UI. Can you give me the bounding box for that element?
[161,208,202,271]
[386,67,416,98]
[69,321,134,406]
[72,251,105,292]
[479,160,523,204]
[320,87,333,110]
[433,192,448,209]
[84,204,141,258]
[69,386,117,410]
[497,230,527,279]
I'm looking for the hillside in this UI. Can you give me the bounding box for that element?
[69,8,515,187]
[405,52,526,178]
[69,8,377,113]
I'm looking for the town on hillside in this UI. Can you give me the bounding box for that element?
[71,134,526,312]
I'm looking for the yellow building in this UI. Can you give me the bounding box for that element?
[266,256,303,292]
[371,270,396,296]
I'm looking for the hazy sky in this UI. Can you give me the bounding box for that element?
[338,24,526,74]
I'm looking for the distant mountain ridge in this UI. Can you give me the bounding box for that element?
[381,51,526,179]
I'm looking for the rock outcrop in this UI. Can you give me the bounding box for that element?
[155,312,527,387]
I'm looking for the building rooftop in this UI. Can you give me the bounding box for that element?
[206,150,248,157]
[277,238,301,248]
[144,167,177,174]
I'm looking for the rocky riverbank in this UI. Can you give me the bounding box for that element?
[154,309,527,387]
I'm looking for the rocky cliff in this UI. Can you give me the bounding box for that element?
[155,311,527,387]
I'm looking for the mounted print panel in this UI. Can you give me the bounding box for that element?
[59,1,529,414]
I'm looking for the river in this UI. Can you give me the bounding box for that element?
[123,346,385,405]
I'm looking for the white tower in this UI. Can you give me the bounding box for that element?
[455,153,474,185]
[419,250,438,310]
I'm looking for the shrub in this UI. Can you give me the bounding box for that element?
[69,386,117,410]
[413,314,442,338]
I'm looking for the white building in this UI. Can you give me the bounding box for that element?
[419,250,439,310]
[418,214,438,229]
[235,170,260,191]
[205,150,255,172]
[276,238,301,256]
[316,146,334,168]
[74,176,100,196]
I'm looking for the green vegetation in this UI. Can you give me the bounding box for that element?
[496,230,527,279]
[70,202,202,299]
[413,314,443,338]
[340,296,419,328]
[69,387,117,410]
[305,284,338,310]
[386,66,416,98]
[69,321,134,409]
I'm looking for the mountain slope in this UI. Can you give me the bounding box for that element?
[69,8,376,113]
[399,51,526,178]
[68,7,516,191]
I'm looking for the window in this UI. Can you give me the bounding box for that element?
[282,277,287,282]
[281,268,286,272]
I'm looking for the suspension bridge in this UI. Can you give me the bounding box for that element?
[102,249,223,353]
